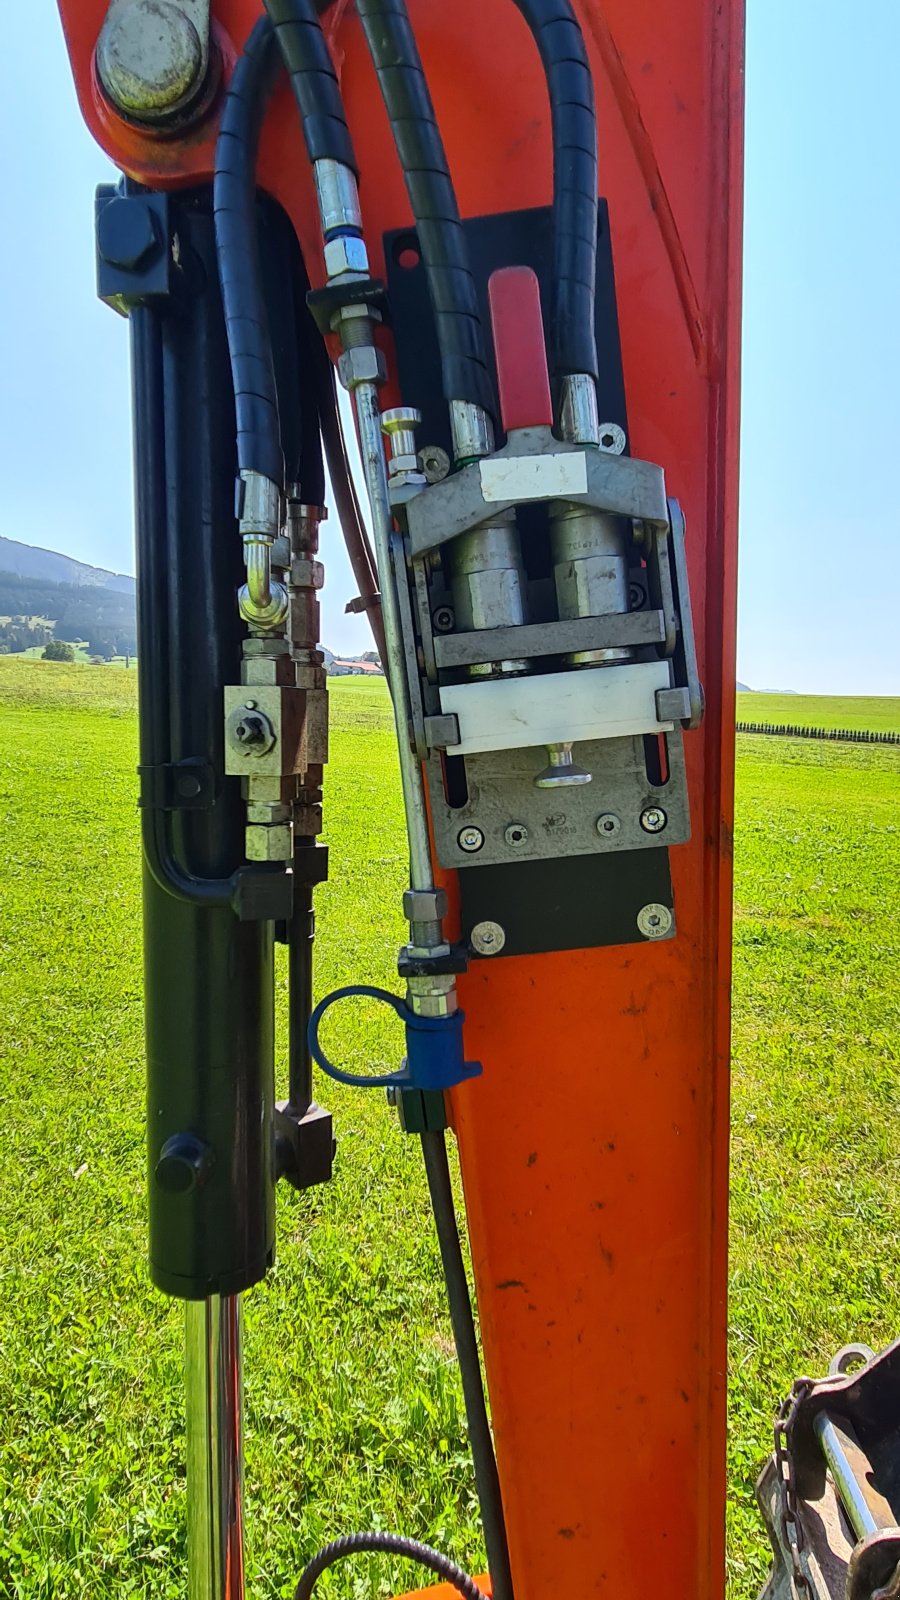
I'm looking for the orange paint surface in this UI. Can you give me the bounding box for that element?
[55,2,743,1594]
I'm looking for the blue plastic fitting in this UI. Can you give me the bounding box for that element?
[307,985,482,1092]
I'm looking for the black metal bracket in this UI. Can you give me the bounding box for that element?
[138,758,217,811]
[96,186,176,313]
[275,1101,335,1190]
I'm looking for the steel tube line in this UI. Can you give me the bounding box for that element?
[353,378,435,893]
[186,1295,246,1600]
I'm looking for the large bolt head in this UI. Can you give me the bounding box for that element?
[96,0,203,119]
[97,196,161,271]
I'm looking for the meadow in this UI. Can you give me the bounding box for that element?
[0,658,898,1599]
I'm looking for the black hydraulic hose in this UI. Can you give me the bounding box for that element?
[510,0,599,382]
[355,0,496,420]
[262,0,357,171]
[294,1532,489,1600]
[214,16,284,487]
[420,1131,515,1600]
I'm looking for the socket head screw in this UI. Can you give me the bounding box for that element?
[457,825,485,854]
[504,822,529,847]
[637,903,673,940]
[432,605,455,633]
[596,813,621,838]
[640,806,668,834]
[471,920,506,956]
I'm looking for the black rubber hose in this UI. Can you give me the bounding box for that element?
[293,1532,489,1600]
[420,1131,514,1600]
[262,0,357,171]
[213,16,284,487]
[355,0,496,420]
[510,0,599,381]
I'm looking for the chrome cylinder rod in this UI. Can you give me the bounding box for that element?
[814,1411,893,1541]
[186,1295,245,1600]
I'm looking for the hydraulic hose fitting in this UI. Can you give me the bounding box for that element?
[450,401,495,465]
[237,470,289,630]
[558,372,600,447]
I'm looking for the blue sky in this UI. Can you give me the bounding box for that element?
[0,2,897,691]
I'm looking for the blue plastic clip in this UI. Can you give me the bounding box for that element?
[307,985,482,1092]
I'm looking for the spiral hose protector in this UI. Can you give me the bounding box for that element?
[356,0,496,419]
[293,1532,489,1600]
[510,0,599,381]
[213,16,283,485]
[263,0,358,171]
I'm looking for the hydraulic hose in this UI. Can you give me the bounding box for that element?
[262,0,357,171]
[420,1131,514,1600]
[355,0,496,420]
[293,1533,488,1600]
[510,0,599,382]
[213,16,284,487]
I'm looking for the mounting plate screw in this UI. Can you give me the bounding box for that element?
[433,605,455,633]
[419,444,451,483]
[504,822,529,847]
[598,422,626,455]
[637,903,673,940]
[471,920,506,956]
[596,813,621,838]
[458,825,485,853]
[640,806,667,834]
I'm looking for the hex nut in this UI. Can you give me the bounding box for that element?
[402,888,449,923]
[504,822,529,847]
[337,346,387,390]
[245,822,293,861]
[323,234,369,278]
[289,557,325,589]
[387,452,420,476]
[457,825,485,853]
[639,806,668,834]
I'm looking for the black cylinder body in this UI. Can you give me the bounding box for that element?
[129,193,275,1300]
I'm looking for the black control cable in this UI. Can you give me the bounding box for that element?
[420,1131,514,1600]
[355,0,496,423]
[293,1532,489,1600]
[509,0,599,384]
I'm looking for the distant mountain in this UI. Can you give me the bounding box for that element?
[736,681,753,692]
[0,536,134,595]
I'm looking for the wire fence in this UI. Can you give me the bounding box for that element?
[737,721,900,746]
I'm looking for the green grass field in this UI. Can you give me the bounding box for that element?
[737,692,900,733]
[0,658,898,1599]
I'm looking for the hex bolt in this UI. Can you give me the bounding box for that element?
[457,825,485,854]
[640,806,668,834]
[504,822,529,847]
[637,903,673,940]
[432,605,455,633]
[471,920,506,956]
[596,813,621,838]
[97,196,161,271]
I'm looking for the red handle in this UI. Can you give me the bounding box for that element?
[488,266,553,432]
